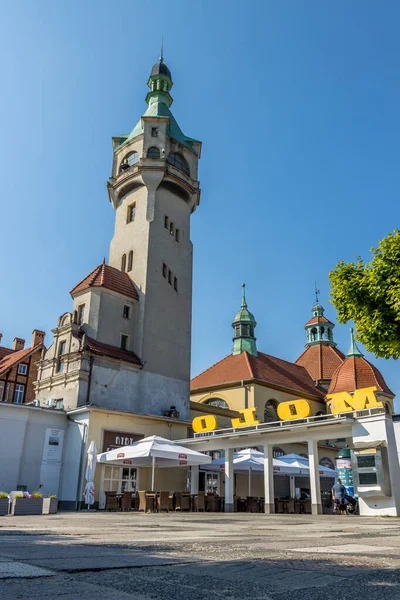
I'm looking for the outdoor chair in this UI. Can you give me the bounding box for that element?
[168,493,174,511]
[157,491,170,512]
[301,499,311,514]
[132,494,139,511]
[121,491,132,511]
[138,491,155,512]
[175,492,191,511]
[246,497,260,513]
[285,498,295,514]
[193,491,205,512]
[205,494,218,512]
[105,492,120,512]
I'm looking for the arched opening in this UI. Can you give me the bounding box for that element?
[120,152,139,172]
[121,254,127,272]
[311,327,318,341]
[147,146,160,159]
[127,251,133,272]
[203,398,229,409]
[264,399,280,423]
[167,152,190,176]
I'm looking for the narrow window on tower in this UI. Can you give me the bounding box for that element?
[121,254,127,272]
[120,334,128,350]
[164,215,169,229]
[175,229,179,242]
[123,305,131,319]
[57,340,66,373]
[168,270,172,285]
[162,263,167,278]
[77,304,85,325]
[127,202,136,223]
[169,222,174,236]
[151,127,159,138]
[174,277,178,292]
[127,251,133,272]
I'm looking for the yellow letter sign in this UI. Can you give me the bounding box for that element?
[192,415,218,433]
[231,408,260,428]
[277,399,311,421]
[326,386,382,413]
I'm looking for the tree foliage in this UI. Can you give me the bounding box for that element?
[329,230,400,359]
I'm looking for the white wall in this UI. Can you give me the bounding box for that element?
[352,413,400,516]
[0,403,67,496]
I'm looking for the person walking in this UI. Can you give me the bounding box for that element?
[332,478,347,514]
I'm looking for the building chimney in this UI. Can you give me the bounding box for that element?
[13,338,25,351]
[32,330,46,348]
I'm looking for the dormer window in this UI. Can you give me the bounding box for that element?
[167,152,190,176]
[147,146,160,159]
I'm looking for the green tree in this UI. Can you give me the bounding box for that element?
[329,230,400,359]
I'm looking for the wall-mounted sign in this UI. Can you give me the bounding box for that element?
[191,387,382,433]
[102,430,144,452]
[42,428,64,465]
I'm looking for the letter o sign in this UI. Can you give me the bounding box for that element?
[277,399,311,421]
[192,415,218,433]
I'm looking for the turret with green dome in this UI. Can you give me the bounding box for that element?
[232,284,258,356]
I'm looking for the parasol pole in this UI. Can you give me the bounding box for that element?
[151,455,155,491]
[248,467,252,496]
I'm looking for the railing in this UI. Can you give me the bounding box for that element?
[192,406,385,441]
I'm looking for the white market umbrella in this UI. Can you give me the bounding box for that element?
[201,449,302,494]
[279,453,337,478]
[97,435,212,491]
[84,440,98,508]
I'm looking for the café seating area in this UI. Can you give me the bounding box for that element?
[104,491,314,513]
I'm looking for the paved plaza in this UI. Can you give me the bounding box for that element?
[1,512,400,599]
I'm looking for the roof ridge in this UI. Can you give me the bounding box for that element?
[258,351,307,370]
[243,351,255,378]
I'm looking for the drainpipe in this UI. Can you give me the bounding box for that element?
[241,380,248,409]
[85,356,94,405]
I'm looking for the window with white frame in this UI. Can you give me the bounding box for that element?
[18,364,28,375]
[123,304,131,319]
[205,472,220,494]
[13,384,25,404]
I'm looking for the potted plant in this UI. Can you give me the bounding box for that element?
[0,492,9,516]
[11,491,43,516]
[42,495,58,514]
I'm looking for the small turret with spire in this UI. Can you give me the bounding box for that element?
[232,284,258,356]
[303,286,337,347]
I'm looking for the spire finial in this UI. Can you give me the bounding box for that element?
[347,327,364,358]
[241,283,247,308]
[102,257,106,265]
[160,37,164,63]
[315,282,320,303]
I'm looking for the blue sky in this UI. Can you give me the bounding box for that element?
[1,1,399,406]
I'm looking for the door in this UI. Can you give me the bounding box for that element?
[99,465,138,509]
[205,472,220,494]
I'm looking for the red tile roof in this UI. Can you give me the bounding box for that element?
[328,356,393,396]
[0,344,44,377]
[70,263,139,301]
[305,316,334,326]
[295,344,345,381]
[85,337,142,366]
[190,351,325,399]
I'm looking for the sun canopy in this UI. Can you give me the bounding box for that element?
[97,435,212,469]
[200,449,336,477]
